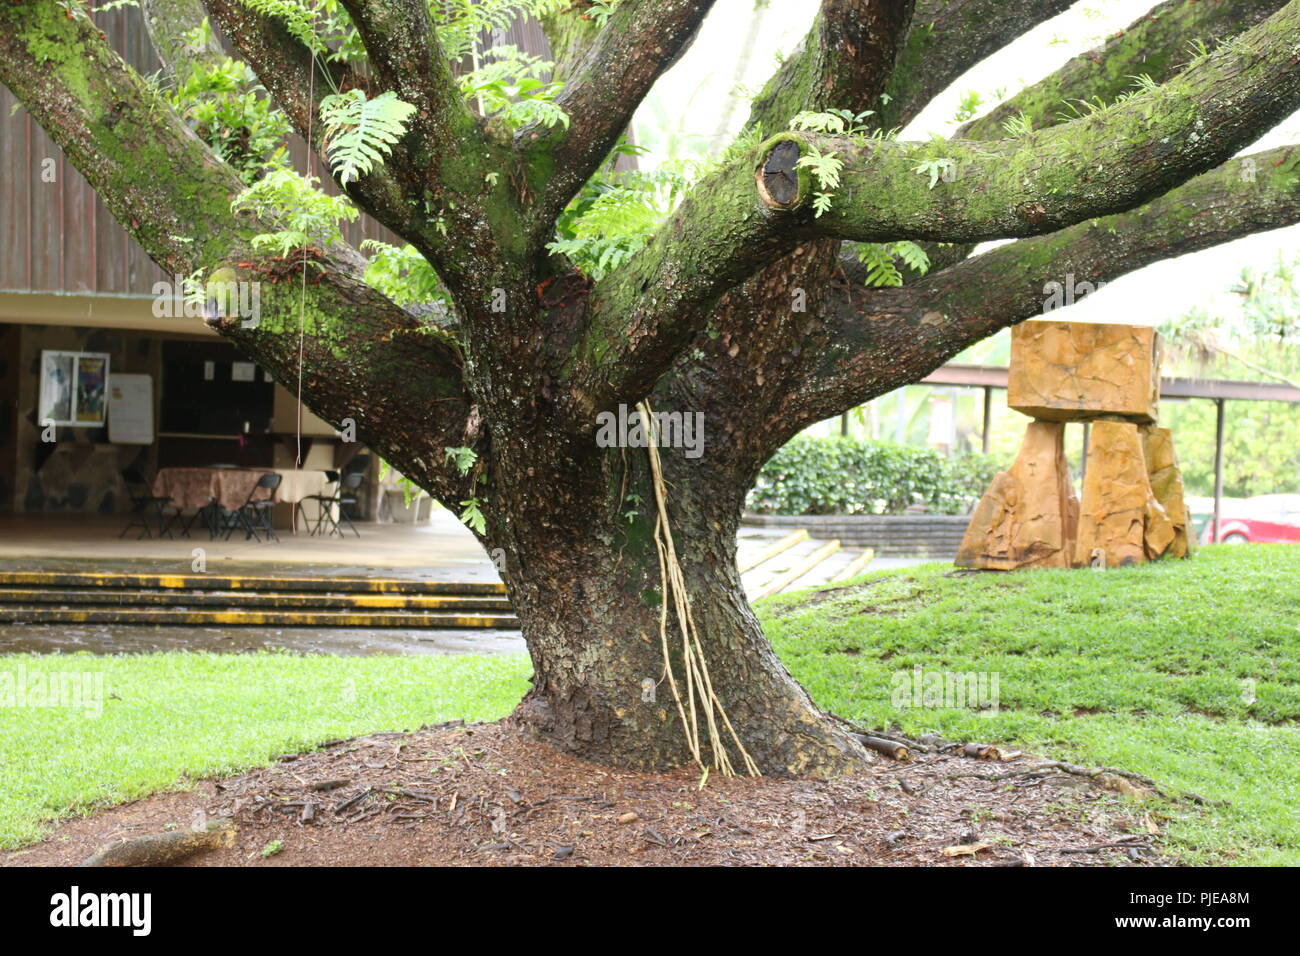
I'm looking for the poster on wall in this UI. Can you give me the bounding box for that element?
[75,354,109,425]
[107,374,154,445]
[39,350,112,427]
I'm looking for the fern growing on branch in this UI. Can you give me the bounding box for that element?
[855,241,931,288]
[549,151,695,280]
[236,0,327,53]
[431,0,567,60]
[231,170,358,256]
[318,89,417,185]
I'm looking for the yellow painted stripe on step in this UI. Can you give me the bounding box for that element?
[0,607,518,629]
[831,549,876,582]
[751,539,841,601]
[0,588,513,611]
[737,529,809,574]
[0,570,507,595]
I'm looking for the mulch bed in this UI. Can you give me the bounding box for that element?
[2,721,1170,867]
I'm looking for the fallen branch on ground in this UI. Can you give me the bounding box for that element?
[80,819,235,867]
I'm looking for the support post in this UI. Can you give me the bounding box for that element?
[981,386,993,454]
[1212,398,1226,543]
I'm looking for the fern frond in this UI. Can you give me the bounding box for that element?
[1001,111,1033,138]
[231,169,357,256]
[856,241,931,288]
[432,0,567,60]
[319,89,416,185]
[236,0,324,53]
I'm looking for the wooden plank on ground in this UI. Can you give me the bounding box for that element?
[737,529,808,574]
[831,549,876,582]
[751,539,840,601]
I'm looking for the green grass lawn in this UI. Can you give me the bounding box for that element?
[1,545,1296,863]
[762,544,1300,865]
[0,652,531,849]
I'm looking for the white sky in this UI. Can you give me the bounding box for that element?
[632,0,1300,331]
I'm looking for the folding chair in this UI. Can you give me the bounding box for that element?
[119,468,177,539]
[295,470,338,532]
[222,472,282,542]
[303,471,364,538]
[179,497,220,540]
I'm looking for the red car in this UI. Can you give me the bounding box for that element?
[1205,494,1300,544]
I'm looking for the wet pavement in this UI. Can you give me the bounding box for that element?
[0,513,930,658]
[0,622,526,657]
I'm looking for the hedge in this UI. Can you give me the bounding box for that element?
[747,436,1000,516]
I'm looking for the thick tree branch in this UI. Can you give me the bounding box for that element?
[520,0,715,238]
[793,146,1300,430]
[0,0,472,500]
[893,0,1288,286]
[698,0,1298,470]
[558,0,918,421]
[563,0,1300,422]
[141,0,226,80]
[877,0,1079,131]
[745,0,1076,136]
[336,0,479,160]
[202,0,515,293]
[199,0,415,242]
[744,0,1082,321]
[962,0,1288,141]
[769,0,1300,245]
[537,2,614,84]
[744,0,917,130]
[558,144,786,422]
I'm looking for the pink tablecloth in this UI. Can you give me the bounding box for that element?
[153,468,330,512]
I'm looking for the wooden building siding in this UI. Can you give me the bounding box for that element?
[0,6,170,297]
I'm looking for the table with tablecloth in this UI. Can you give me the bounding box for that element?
[152,467,332,514]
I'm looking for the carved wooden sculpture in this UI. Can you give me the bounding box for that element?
[957,320,1192,569]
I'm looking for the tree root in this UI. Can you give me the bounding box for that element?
[80,818,236,867]
[853,726,1225,807]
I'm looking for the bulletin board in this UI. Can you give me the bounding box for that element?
[108,373,154,445]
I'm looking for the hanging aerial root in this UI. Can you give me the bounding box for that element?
[638,400,759,779]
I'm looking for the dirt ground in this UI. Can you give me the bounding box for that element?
[3,721,1170,867]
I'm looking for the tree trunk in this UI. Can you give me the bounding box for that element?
[493,441,871,776]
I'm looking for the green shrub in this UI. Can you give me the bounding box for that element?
[747,435,999,516]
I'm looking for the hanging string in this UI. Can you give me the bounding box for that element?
[285,16,323,535]
[639,400,759,779]
[295,37,315,475]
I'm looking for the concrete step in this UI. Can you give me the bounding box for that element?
[0,606,519,629]
[0,587,513,612]
[0,570,505,595]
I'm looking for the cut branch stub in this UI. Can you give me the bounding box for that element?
[758,140,804,208]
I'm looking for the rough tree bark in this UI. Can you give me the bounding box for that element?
[3,0,1300,774]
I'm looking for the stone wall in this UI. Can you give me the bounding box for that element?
[741,513,970,557]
